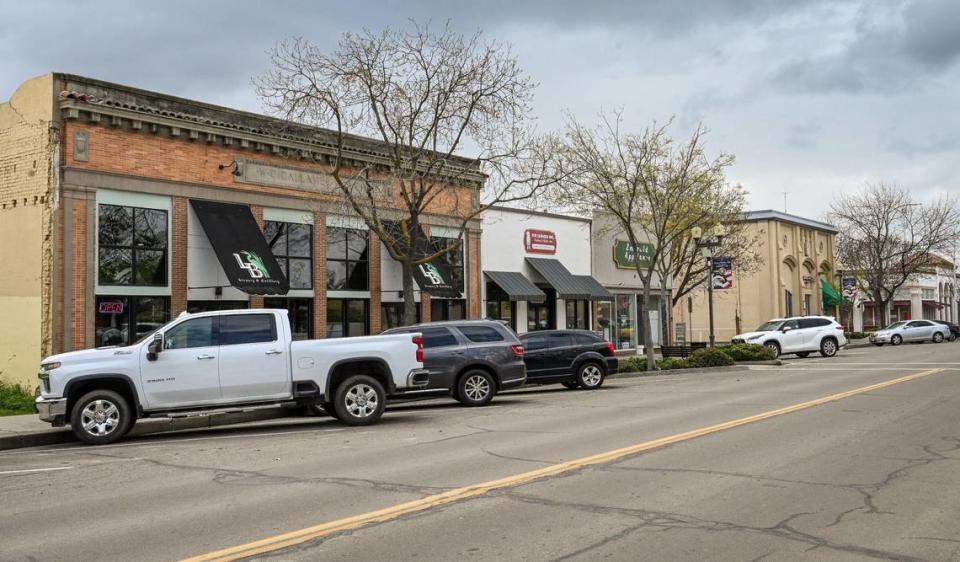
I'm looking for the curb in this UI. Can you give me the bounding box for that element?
[0,407,294,451]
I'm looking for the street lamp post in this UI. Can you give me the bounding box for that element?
[691,225,727,347]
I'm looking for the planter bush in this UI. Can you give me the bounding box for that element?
[845,331,872,340]
[686,347,735,368]
[618,356,648,373]
[657,357,690,370]
[719,343,775,361]
[0,382,36,416]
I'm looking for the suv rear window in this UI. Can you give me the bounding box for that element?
[572,333,600,346]
[458,325,505,343]
[420,327,459,348]
[798,318,831,329]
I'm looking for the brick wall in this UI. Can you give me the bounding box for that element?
[369,231,382,334]
[171,197,188,315]
[248,205,265,309]
[467,229,481,319]
[313,212,327,338]
[69,198,87,351]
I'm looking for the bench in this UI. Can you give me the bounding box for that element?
[660,342,708,358]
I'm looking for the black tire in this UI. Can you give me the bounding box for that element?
[561,381,580,390]
[455,370,496,407]
[819,338,839,357]
[576,362,605,390]
[796,352,811,358]
[763,341,781,359]
[949,333,958,342]
[332,375,385,426]
[891,334,903,346]
[69,389,133,445]
[933,332,944,343]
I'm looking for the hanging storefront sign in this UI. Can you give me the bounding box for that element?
[524,229,557,254]
[841,276,858,303]
[613,240,654,269]
[712,256,734,289]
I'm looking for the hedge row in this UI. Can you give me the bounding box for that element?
[617,343,774,373]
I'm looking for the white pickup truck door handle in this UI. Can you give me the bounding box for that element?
[265,349,283,355]
[196,354,216,360]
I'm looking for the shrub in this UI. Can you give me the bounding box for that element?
[686,347,735,368]
[617,356,648,373]
[845,331,871,340]
[0,382,36,417]
[657,357,690,370]
[719,343,775,361]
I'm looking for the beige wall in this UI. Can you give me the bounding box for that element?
[673,218,837,343]
[0,74,55,387]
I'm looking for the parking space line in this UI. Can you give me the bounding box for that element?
[0,467,72,476]
[180,367,946,562]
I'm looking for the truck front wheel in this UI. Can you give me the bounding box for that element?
[70,389,133,445]
[333,375,385,426]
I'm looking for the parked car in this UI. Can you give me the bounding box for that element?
[932,320,960,341]
[869,320,950,346]
[518,330,618,390]
[382,320,526,406]
[35,309,430,445]
[731,316,847,359]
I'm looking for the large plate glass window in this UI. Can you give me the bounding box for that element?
[565,300,589,329]
[485,282,515,330]
[381,302,421,331]
[264,221,313,290]
[430,236,464,294]
[431,299,465,322]
[98,204,168,286]
[327,298,369,338]
[94,296,169,347]
[327,227,369,291]
[264,298,313,340]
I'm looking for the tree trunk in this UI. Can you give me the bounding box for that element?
[639,284,657,371]
[659,283,671,345]
[401,257,418,326]
[873,288,887,327]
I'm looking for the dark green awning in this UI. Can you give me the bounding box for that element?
[484,271,546,303]
[526,258,609,301]
[822,278,842,307]
[573,275,614,300]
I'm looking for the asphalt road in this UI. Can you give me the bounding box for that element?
[2,342,959,562]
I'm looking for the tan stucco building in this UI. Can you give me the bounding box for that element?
[673,210,839,343]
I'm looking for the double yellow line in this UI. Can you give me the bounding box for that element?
[182,367,945,562]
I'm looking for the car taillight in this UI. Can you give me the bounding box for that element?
[412,335,423,363]
[511,344,524,358]
[836,325,844,330]
[605,342,615,355]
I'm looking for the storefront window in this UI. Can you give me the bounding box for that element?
[264,298,313,340]
[95,295,169,347]
[485,282,515,330]
[615,294,635,349]
[381,302,421,331]
[432,299,465,321]
[784,290,794,317]
[98,204,168,286]
[264,221,313,290]
[527,301,553,331]
[565,300,589,330]
[430,236,464,293]
[326,227,369,290]
[327,298,368,338]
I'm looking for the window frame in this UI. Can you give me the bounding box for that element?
[326,298,370,338]
[430,236,465,294]
[218,314,279,346]
[264,220,313,290]
[97,204,169,287]
[163,316,218,350]
[326,227,369,291]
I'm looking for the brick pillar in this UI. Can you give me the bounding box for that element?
[55,204,65,354]
[467,229,481,319]
[314,213,327,338]
[69,198,87,351]
[248,205,265,309]
[369,230,382,333]
[170,197,188,316]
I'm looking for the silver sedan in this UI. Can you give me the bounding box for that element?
[870,320,950,346]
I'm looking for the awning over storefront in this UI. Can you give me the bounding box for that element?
[525,257,609,301]
[382,220,461,298]
[573,275,614,300]
[484,271,546,303]
[190,200,289,295]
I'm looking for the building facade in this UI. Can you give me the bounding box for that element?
[0,73,483,388]
[852,258,958,330]
[673,210,839,343]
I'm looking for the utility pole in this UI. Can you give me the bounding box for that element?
[781,191,789,213]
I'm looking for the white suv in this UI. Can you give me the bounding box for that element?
[731,316,847,359]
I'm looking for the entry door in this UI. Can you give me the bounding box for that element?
[139,316,221,409]
[520,334,551,379]
[779,319,804,352]
[217,313,291,401]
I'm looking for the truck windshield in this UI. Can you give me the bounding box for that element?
[754,321,784,332]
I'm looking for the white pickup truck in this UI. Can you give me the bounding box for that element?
[35,309,429,445]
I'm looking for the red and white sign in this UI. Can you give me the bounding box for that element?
[524,229,557,254]
[98,301,124,314]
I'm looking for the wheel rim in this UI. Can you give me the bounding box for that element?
[823,340,836,355]
[934,333,943,342]
[581,365,603,387]
[344,384,379,418]
[893,335,902,345]
[765,343,779,356]
[464,375,491,401]
[80,399,120,437]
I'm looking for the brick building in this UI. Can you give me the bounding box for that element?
[0,73,484,388]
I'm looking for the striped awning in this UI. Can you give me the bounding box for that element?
[484,271,546,303]
[525,258,609,301]
[573,275,614,300]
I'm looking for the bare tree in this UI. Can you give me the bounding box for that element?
[551,112,734,370]
[829,183,960,327]
[256,22,556,324]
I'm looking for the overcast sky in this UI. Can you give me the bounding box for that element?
[3,0,959,220]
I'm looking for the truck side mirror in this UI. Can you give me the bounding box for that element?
[147,333,163,361]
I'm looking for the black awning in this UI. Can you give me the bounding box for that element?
[382,220,461,298]
[190,200,289,295]
[573,275,614,300]
[525,257,607,300]
[484,271,546,303]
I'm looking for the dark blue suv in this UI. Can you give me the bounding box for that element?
[383,320,526,406]
[519,330,618,390]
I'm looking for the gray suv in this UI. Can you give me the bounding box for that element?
[383,320,526,406]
